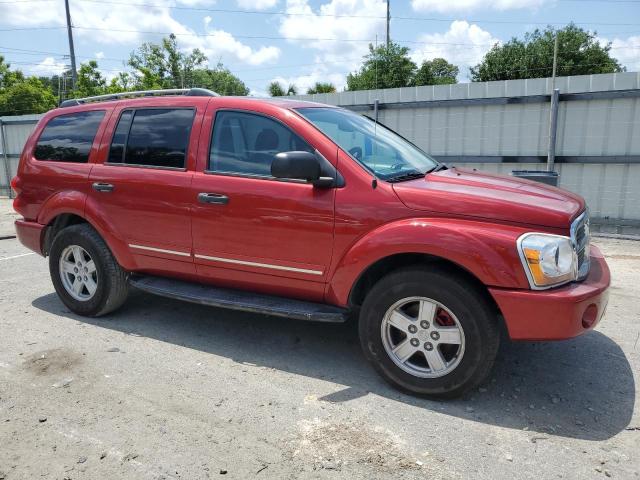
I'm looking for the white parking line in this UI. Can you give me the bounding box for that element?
[0,252,35,261]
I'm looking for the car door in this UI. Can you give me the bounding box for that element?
[88,100,204,276]
[191,107,337,302]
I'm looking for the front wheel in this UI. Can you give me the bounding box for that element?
[49,224,129,317]
[359,266,500,398]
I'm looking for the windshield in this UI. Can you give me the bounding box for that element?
[296,107,438,181]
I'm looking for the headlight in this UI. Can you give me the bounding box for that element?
[517,233,577,289]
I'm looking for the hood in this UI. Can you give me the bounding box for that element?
[392,167,584,229]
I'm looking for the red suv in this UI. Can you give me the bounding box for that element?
[12,88,610,398]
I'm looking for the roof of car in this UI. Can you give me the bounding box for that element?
[57,88,335,112]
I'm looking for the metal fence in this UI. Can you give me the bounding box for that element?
[292,72,640,233]
[0,114,41,197]
[2,73,639,233]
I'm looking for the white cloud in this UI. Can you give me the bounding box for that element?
[410,21,499,80]
[599,35,640,72]
[29,57,67,76]
[0,0,279,67]
[95,52,105,59]
[279,0,386,65]
[411,0,547,13]
[237,0,278,9]
[182,20,281,66]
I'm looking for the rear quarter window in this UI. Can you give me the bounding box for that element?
[34,110,105,163]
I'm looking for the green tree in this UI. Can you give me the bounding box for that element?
[73,61,107,97]
[347,42,416,91]
[0,77,56,116]
[0,56,24,89]
[107,72,134,94]
[306,82,336,94]
[268,81,297,96]
[471,24,624,81]
[413,58,458,86]
[128,34,207,89]
[268,81,285,96]
[192,64,249,96]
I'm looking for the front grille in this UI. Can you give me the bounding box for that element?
[571,210,590,280]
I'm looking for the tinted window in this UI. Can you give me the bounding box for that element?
[109,108,194,169]
[34,110,105,163]
[209,111,312,176]
[107,110,133,163]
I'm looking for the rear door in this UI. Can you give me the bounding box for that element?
[88,99,204,275]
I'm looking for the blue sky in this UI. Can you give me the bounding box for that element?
[1,0,639,95]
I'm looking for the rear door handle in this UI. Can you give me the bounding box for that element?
[92,182,114,193]
[198,192,229,205]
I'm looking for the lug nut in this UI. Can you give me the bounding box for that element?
[408,325,418,334]
[430,332,440,341]
[424,342,433,351]
[410,338,419,347]
[420,320,430,329]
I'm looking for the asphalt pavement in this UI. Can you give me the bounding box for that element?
[0,198,638,479]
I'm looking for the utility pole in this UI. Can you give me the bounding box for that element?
[386,0,390,48]
[64,0,77,89]
[550,33,559,91]
[547,33,560,172]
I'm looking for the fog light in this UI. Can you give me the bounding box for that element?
[582,304,598,329]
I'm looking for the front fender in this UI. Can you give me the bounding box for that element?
[326,217,531,306]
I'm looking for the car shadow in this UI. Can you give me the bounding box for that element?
[32,289,635,441]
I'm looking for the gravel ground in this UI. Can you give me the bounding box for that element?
[0,199,638,480]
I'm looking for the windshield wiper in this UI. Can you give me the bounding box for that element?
[425,163,448,174]
[386,171,426,183]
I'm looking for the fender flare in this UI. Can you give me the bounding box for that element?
[37,190,137,270]
[326,217,531,306]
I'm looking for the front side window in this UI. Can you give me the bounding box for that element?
[296,107,438,181]
[108,108,195,169]
[34,110,105,163]
[209,110,313,176]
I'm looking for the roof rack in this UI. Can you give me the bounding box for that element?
[59,87,219,108]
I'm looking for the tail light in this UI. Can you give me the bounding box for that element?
[10,176,21,196]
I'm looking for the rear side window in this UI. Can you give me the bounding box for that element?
[209,110,313,176]
[108,108,195,169]
[34,110,105,163]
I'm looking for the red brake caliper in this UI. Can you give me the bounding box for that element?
[435,308,455,327]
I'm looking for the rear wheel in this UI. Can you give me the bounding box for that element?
[359,266,499,398]
[49,224,129,317]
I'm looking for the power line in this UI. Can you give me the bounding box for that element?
[2,0,639,26]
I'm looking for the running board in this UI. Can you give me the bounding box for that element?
[129,275,349,323]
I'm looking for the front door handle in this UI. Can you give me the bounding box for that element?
[92,182,114,193]
[198,192,229,205]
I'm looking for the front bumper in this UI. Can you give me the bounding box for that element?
[15,219,45,256]
[490,245,610,341]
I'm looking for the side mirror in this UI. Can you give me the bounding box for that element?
[271,151,334,187]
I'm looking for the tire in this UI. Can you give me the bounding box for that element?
[359,266,499,399]
[49,223,129,317]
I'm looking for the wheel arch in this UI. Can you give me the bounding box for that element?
[326,217,530,309]
[348,252,502,318]
[41,211,136,270]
